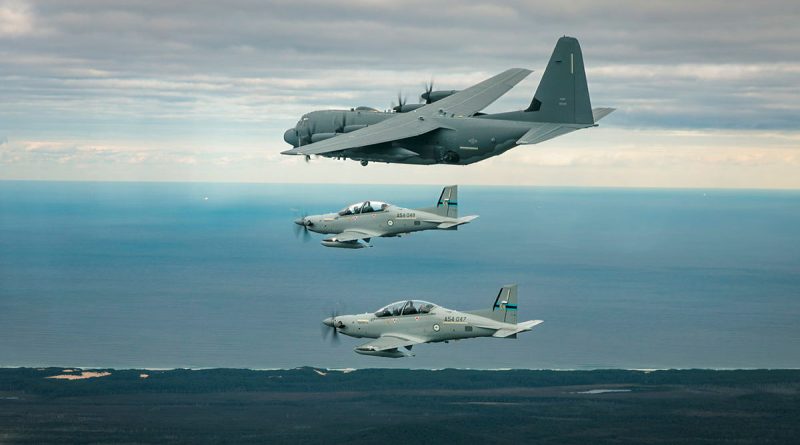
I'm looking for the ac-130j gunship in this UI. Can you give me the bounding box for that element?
[282,36,613,166]
[322,284,541,357]
[294,185,476,249]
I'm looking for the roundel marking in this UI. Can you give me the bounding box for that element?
[387,220,394,226]
[433,324,440,332]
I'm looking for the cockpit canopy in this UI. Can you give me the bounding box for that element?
[374,300,436,317]
[338,200,389,216]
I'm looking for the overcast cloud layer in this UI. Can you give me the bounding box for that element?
[1,0,799,187]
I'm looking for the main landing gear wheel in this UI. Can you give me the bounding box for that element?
[441,151,460,164]
[360,160,369,166]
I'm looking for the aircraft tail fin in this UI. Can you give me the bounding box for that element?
[485,284,519,324]
[466,285,544,336]
[419,185,458,218]
[525,36,594,124]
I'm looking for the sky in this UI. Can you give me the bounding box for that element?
[1,0,799,188]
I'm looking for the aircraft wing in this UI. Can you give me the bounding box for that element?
[414,68,532,118]
[281,115,443,156]
[281,68,532,157]
[324,229,383,243]
[356,334,424,352]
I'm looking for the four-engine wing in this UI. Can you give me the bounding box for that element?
[282,116,443,156]
[282,68,532,157]
[412,68,532,118]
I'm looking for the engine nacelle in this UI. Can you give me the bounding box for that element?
[392,103,425,113]
[310,132,337,143]
[421,90,458,103]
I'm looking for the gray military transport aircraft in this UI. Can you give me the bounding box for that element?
[294,185,476,248]
[282,36,614,166]
[322,284,541,357]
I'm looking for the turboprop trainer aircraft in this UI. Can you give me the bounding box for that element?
[322,284,542,357]
[294,185,476,248]
[282,36,614,166]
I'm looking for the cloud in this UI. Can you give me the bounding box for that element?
[0,0,34,37]
[0,1,798,187]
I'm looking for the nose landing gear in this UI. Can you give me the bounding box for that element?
[360,160,369,166]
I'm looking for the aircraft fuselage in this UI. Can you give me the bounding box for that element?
[284,109,533,165]
[305,206,443,238]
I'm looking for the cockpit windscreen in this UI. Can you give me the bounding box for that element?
[338,201,389,216]
[374,300,435,317]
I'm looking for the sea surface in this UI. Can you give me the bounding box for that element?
[1,181,799,369]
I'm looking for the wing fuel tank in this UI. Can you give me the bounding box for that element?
[354,348,413,358]
[320,240,368,249]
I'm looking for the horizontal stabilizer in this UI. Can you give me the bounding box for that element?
[592,107,616,122]
[492,320,543,338]
[517,124,578,145]
[436,215,478,229]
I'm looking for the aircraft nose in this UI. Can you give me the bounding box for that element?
[283,128,298,146]
[322,317,333,327]
[295,217,313,228]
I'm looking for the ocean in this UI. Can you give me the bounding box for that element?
[1,181,798,370]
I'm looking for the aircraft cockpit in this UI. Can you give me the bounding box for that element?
[338,201,389,216]
[374,300,436,317]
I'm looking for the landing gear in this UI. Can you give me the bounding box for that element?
[441,151,460,164]
[360,160,369,166]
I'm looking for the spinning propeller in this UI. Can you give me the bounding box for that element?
[322,309,342,344]
[391,92,407,113]
[293,212,312,242]
[421,79,434,104]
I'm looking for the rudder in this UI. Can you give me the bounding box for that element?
[490,284,518,324]
[422,185,458,218]
[525,36,593,124]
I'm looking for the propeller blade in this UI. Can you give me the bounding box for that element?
[422,79,434,104]
[321,322,331,340]
[293,211,310,239]
[322,309,341,344]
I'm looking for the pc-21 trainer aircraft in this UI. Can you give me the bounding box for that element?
[282,36,614,166]
[322,284,542,357]
[294,185,476,248]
